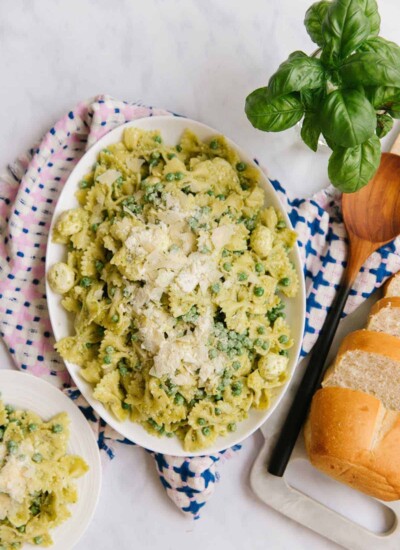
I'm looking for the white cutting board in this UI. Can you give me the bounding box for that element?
[251,290,400,550]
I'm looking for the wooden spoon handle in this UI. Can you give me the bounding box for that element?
[268,277,352,476]
[390,131,400,156]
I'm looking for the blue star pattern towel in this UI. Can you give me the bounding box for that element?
[1,95,400,519]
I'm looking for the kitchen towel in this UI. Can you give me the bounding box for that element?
[1,95,400,519]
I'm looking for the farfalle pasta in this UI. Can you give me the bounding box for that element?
[0,400,88,548]
[48,127,298,451]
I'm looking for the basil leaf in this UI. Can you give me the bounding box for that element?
[304,1,330,47]
[322,0,371,63]
[376,113,394,138]
[300,87,326,110]
[267,54,326,98]
[364,86,400,110]
[359,37,400,64]
[245,88,304,132]
[321,89,376,147]
[301,112,321,152]
[340,40,400,87]
[359,0,380,37]
[328,135,381,192]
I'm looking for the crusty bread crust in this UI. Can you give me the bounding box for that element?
[336,329,400,364]
[305,387,400,501]
[369,297,400,316]
[384,273,400,297]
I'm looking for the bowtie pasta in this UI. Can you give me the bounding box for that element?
[49,127,298,452]
[0,400,88,548]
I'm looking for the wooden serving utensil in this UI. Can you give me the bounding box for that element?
[268,132,400,477]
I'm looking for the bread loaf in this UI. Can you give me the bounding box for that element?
[305,285,400,500]
[322,330,400,410]
[384,272,400,298]
[304,387,400,501]
[368,297,400,337]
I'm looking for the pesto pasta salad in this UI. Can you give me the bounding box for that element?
[48,127,299,452]
[0,400,88,548]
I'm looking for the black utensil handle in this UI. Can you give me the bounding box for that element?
[268,280,352,477]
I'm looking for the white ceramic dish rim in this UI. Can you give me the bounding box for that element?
[46,115,306,457]
[0,370,102,550]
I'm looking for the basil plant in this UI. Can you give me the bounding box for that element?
[245,0,400,193]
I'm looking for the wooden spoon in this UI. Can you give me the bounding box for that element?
[268,132,400,477]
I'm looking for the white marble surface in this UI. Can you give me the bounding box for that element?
[0,0,400,548]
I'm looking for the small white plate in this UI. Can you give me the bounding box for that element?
[46,115,306,456]
[0,370,102,550]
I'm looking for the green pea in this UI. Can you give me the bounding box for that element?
[79,180,89,189]
[236,162,247,172]
[215,407,222,416]
[279,335,289,344]
[153,135,162,143]
[34,536,43,545]
[17,525,26,533]
[241,183,250,191]
[197,418,207,426]
[231,381,243,396]
[257,326,265,335]
[207,189,215,196]
[223,262,232,272]
[200,246,211,254]
[238,272,248,281]
[111,314,119,323]
[255,263,264,273]
[32,453,42,463]
[262,341,269,350]
[5,405,14,414]
[28,423,38,432]
[176,144,182,152]
[30,504,40,516]
[254,338,263,347]
[80,277,92,288]
[211,283,221,294]
[279,277,291,287]
[202,426,211,437]
[122,402,131,410]
[174,393,185,405]
[280,349,289,357]
[175,172,184,180]
[227,422,237,432]
[208,349,218,359]
[209,139,219,150]
[119,365,129,376]
[232,361,241,371]
[166,432,174,438]
[105,346,114,354]
[91,223,98,232]
[254,286,265,297]
[52,424,63,433]
[216,194,226,201]
[167,153,176,160]
[7,440,18,454]
[277,220,286,229]
[165,172,175,182]
[104,355,112,364]
[151,151,161,160]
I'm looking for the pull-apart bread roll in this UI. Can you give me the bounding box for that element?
[305,330,400,500]
[304,387,400,501]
